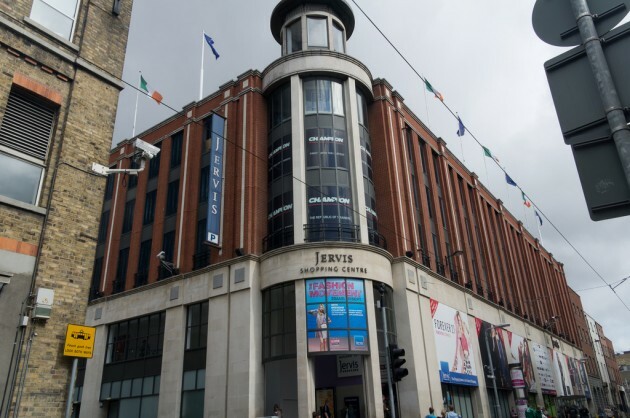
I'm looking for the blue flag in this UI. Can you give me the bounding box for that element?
[456,116,465,137]
[204,33,220,59]
[535,210,543,226]
[505,173,517,187]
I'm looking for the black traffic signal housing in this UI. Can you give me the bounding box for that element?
[389,344,409,382]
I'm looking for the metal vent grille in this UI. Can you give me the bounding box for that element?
[0,90,55,161]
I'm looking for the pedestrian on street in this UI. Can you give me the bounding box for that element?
[425,406,437,418]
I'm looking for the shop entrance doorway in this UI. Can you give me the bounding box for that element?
[313,355,365,418]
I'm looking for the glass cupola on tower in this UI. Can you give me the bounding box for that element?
[270,0,355,55]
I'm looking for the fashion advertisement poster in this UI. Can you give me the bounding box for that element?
[429,299,479,386]
[567,356,582,396]
[579,360,592,399]
[315,387,335,418]
[306,278,368,353]
[552,349,573,396]
[507,332,537,393]
[475,319,512,390]
[530,342,556,395]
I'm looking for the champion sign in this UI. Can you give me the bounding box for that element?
[308,196,351,204]
[206,114,225,246]
[308,136,344,143]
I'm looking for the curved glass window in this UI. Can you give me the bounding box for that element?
[307,17,328,48]
[262,283,296,361]
[303,78,356,242]
[286,19,302,54]
[357,90,379,243]
[266,84,294,251]
[332,22,345,53]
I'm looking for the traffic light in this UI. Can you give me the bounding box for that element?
[388,344,409,382]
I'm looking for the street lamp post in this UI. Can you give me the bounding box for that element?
[484,323,510,418]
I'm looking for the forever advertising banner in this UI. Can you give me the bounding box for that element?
[430,299,478,386]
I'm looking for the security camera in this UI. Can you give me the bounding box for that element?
[134,139,160,160]
[156,251,165,260]
[91,139,160,176]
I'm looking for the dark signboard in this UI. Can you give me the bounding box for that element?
[206,113,225,245]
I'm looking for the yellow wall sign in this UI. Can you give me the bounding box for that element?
[64,324,96,358]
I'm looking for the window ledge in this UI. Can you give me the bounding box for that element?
[23,16,80,53]
[0,195,47,216]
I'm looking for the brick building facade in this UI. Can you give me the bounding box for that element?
[81,1,622,417]
[0,0,134,416]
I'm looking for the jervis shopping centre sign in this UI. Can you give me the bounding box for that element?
[299,251,368,275]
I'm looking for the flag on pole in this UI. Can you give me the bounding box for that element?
[482,145,500,163]
[140,75,163,104]
[535,210,543,226]
[505,173,517,186]
[456,116,465,137]
[521,191,531,208]
[204,33,220,59]
[424,79,444,101]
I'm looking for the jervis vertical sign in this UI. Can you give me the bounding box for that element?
[206,113,225,245]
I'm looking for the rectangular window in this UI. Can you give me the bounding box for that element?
[114,247,129,293]
[127,160,139,189]
[286,19,302,53]
[143,190,156,225]
[104,172,115,200]
[98,211,110,243]
[332,22,345,52]
[181,369,205,418]
[30,0,80,40]
[332,81,344,116]
[122,200,135,233]
[307,17,328,48]
[105,312,165,364]
[166,180,179,216]
[162,231,175,266]
[263,283,296,361]
[170,132,183,168]
[148,143,161,178]
[199,166,209,203]
[137,240,152,276]
[0,88,56,205]
[185,302,209,350]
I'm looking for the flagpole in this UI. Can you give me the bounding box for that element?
[199,30,205,101]
[483,157,489,186]
[459,137,465,163]
[132,72,140,138]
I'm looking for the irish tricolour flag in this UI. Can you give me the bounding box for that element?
[140,75,163,104]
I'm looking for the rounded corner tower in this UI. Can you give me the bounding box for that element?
[262,0,379,254]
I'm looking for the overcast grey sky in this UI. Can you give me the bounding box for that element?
[112,0,630,351]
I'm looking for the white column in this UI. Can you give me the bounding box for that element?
[295,280,316,416]
[291,75,306,244]
[79,325,108,418]
[364,283,385,418]
[157,305,185,418]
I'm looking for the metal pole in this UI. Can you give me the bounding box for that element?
[484,327,501,418]
[64,358,78,418]
[379,285,396,418]
[570,0,630,190]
